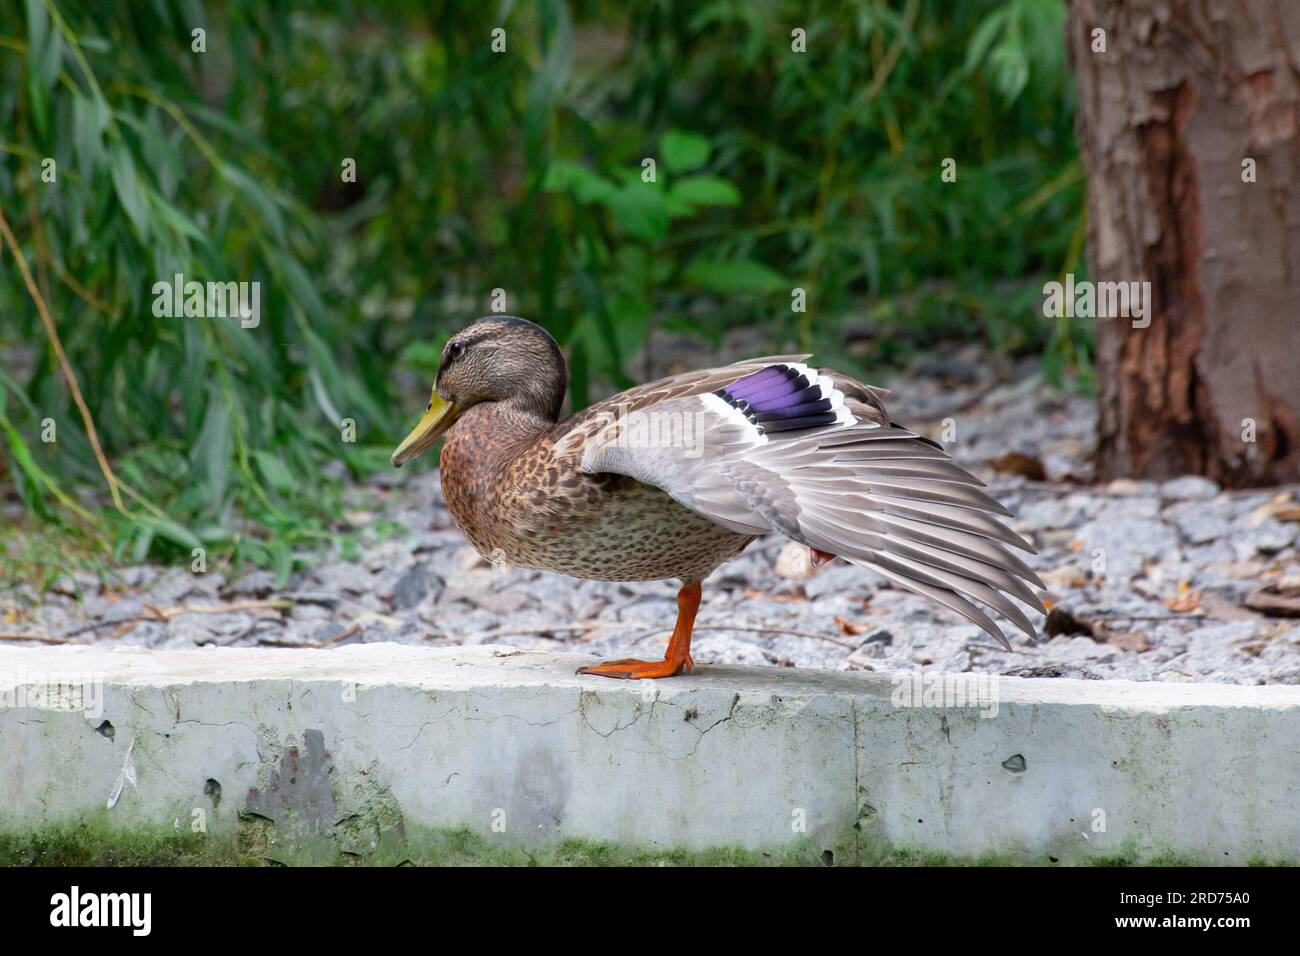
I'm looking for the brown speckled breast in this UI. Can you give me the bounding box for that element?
[439,402,753,583]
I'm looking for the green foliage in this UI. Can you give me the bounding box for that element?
[0,0,1086,585]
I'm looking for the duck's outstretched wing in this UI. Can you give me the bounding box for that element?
[579,360,1044,649]
[548,353,814,453]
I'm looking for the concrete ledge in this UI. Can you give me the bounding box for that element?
[1,643,1297,865]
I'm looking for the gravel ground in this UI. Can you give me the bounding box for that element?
[6,347,1300,685]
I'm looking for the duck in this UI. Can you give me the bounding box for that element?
[391,315,1045,679]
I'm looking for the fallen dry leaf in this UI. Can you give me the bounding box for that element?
[1196,591,1264,623]
[1248,492,1297,527]
[1096,626,1151,653]
[1165,587,1201,613]
[985,451,1047,481]
[1244,586,1300,618]
[1041,566,1087,590]
[743,586,803,603]
[834,615,870,637]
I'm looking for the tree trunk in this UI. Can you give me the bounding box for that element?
[1067,0,1300,486]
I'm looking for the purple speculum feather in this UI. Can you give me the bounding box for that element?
[714,365,840,434]
[725,366,786,396]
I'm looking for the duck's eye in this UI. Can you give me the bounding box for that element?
[447,341,465,360]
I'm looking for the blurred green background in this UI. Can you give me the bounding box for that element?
[0,0,1086,588]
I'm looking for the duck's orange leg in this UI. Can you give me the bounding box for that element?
[577,581,701,680]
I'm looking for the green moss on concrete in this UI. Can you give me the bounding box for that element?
[867,846,1024,867]
[352,826,833,867]
[0,822,247,867]
[0,820,826,867]
[1093,850,1201,867]
[3,820,1283,867]
[1085,839,1288,868]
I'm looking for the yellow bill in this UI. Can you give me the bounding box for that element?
[391,390,461,467]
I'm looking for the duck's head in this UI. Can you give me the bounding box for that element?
[390,315,568,467]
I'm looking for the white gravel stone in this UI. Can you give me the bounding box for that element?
[1160,475,1221,500]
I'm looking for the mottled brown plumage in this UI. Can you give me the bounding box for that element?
[442,400,756,583]
[391,315,1045,679]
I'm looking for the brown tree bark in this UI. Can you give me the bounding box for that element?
[1067,0,1300,486]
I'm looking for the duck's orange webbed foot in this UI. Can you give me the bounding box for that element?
[576,581,701,681]
[576,653,693,680]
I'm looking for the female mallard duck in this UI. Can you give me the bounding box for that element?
[392,316,1044,679]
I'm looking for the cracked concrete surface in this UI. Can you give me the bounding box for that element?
[1,643,1297,864]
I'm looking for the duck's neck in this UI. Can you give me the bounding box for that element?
[438,400,556,552]
[440,400,554,479]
